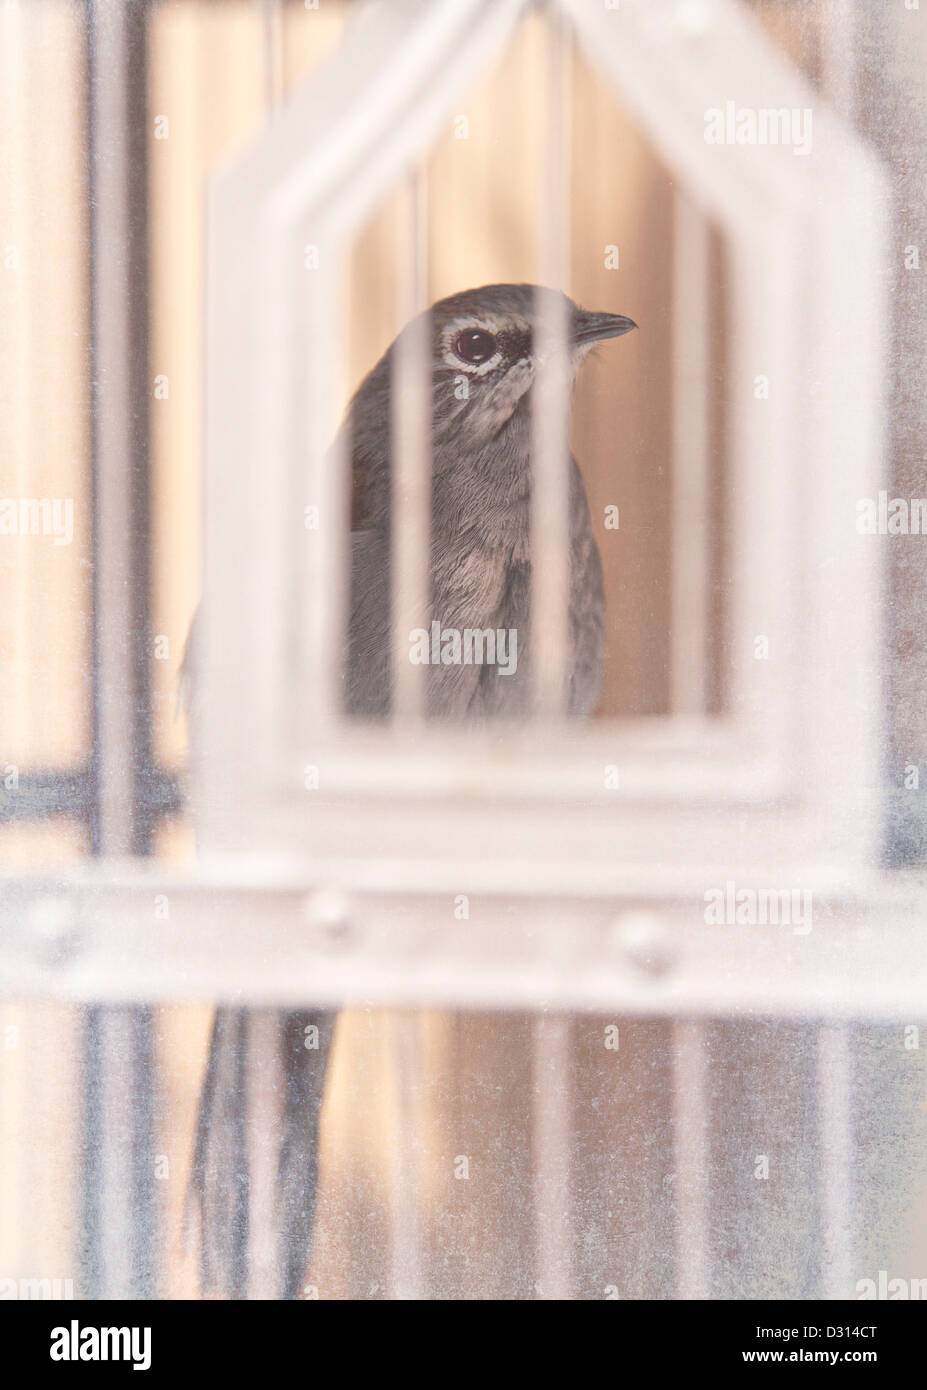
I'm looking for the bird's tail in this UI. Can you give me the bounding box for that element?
[186,1006,336,1299]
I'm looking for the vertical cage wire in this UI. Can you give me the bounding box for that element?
[85,0,157,1300]
[245,1010,286,1299]
[532,1013,573,1299]
[389,1012,425,1299]
[247,9,284,1297]
[671,1020,710,1299]
[258,0,284,114]
[818,0,857,124]
[232,10,290,1307]
[88,4,148,857]
[301,239,346,729]
[525,2,576,1300]
[90,1014,137,1299]
[670,192,712,718]
[389,170,432,721]
[817,1022,853,1299]
[530,5,573,719]
[56,0,887,1302]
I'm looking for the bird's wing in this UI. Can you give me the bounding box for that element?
[346,528,391,716]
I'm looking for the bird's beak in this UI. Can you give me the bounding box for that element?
[572,310,637,345]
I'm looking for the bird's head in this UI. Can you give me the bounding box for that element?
[346,283,636,521]
[413,282,636,449]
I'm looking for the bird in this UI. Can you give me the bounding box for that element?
[187,282,636,1297]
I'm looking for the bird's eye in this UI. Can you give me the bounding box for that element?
[454,329,498,365]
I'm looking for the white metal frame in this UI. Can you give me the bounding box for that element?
[0,0,920,1306]
[0,0,910,1014]
[194,0,889,902]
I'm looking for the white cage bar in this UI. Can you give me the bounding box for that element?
[1,0,920,1303]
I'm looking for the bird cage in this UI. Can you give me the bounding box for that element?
[189,0,911,1300]
[2,0,926,1304]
